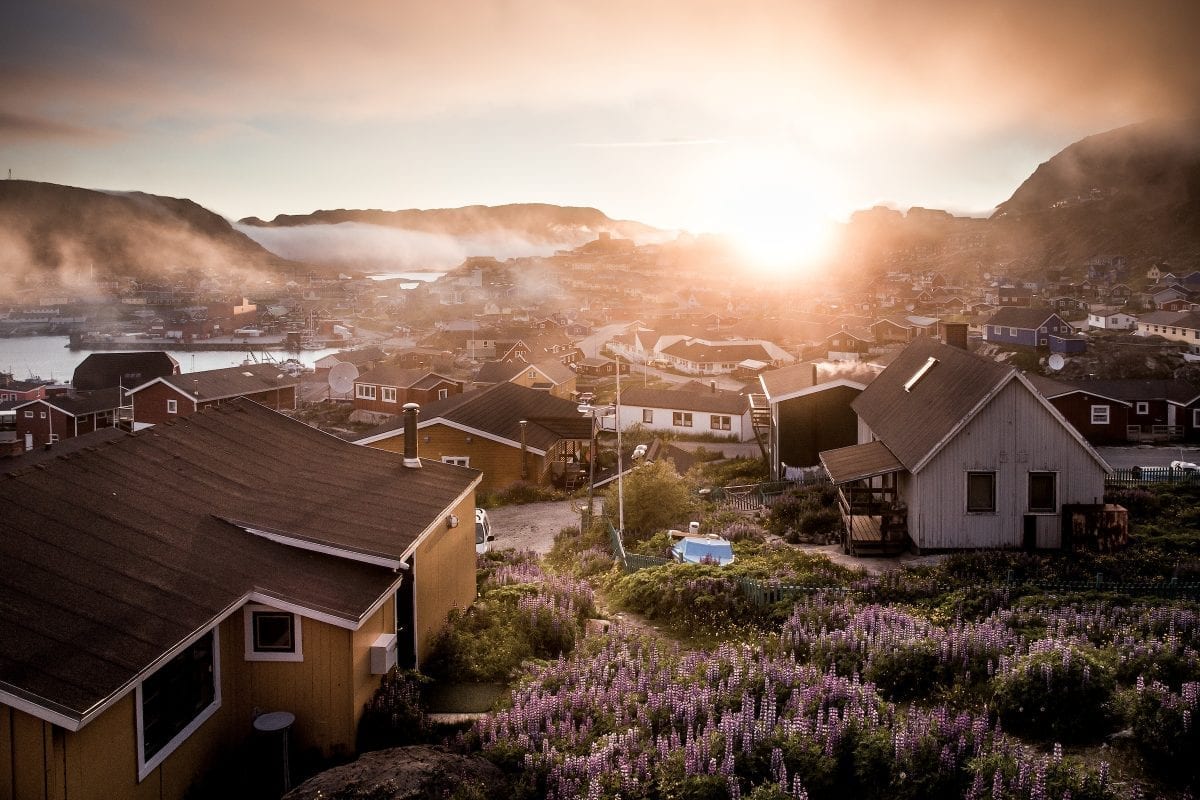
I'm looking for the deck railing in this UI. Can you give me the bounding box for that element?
[1106,467,1200,487]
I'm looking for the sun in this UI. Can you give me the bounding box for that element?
[694,142,843,278]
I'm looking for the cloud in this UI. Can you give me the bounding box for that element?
[6,1,1200,136]
[0,111,114,144]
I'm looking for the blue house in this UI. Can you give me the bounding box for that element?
[984,307,1074,349]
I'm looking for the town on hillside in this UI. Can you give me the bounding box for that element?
[5,241,1200,798]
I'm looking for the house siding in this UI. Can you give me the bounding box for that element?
[775,386,861,470]
[617,405,751,441]
[367,424,542,493]
[410,492,477,666]
[132,384,296,426]
[1045,394,1130,444]
[907,381,1106,550]
[0,601,409,800]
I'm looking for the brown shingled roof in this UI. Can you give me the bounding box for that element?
[0,398,478,726]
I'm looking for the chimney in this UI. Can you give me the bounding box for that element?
[402,403,421,468]
[943,321,968,350]
[710,381,716,393]
[811,362,819,385]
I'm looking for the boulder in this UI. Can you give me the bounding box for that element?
[284,745,505,800]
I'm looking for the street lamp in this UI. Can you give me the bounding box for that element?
[577,401,615,531]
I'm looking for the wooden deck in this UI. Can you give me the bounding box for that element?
[837,486,910,556]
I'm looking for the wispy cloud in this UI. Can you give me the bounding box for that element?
[572,138,725,148]
[0,111,115,144]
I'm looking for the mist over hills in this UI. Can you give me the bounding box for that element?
[0,180,308,294]
[235,204,666,272]
[4,119,1200,291]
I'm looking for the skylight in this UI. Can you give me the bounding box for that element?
[903,356,938,392]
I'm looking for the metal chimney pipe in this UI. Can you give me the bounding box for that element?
[402,403,421,469]
[519,419,528,479]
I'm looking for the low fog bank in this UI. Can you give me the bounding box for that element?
[236,221,598,272]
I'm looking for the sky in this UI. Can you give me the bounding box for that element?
[3,0,1200,260]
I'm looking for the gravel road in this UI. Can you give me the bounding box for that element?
[485,499,599,554]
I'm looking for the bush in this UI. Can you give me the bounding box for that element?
[766,484,840,543]
[603,459,699,541]
[357,668,430,751]
[992,640,1115,742]
[864,639,943,701]
[1125,679,1200,786]
[478,480,564,508]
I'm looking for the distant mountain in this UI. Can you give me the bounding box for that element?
[0,180,309,286]
[239,203,661,244]
[990,118,1200,268]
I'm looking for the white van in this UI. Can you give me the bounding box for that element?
[475,508,495,554]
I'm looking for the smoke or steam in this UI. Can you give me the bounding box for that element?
[236,221,603,272]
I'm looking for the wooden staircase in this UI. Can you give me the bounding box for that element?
[748,392,771,461]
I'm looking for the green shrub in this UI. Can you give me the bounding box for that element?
[1124,679,1200,786]
[357,668,430,751]
[865,639,943,702]
[992,641,1115,742]
[603,459,699,541]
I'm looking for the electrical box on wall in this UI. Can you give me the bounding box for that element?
[370,633,398,674]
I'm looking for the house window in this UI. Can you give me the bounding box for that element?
[1135,401,1149,415]
[1194,408,1200,427]
[355,384,377,400]
[137,629,220,779]
[24,410,32,418]
[441,456,470,466]
[710,414,732,431]
[438,388,449,400]
[1028,472,1057,512]
[381,387,397,403]
[527,368,537,379]
[243,605,303,662]
[39,411,46,419]
[966,472,996,513]
[643,409,654,424]
[166,399,177,414]
[1090,405,1110,425]
[1008,327,1017,336]
[672,411,693,427]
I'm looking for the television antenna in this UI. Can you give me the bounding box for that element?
[327,361,359,396]
[1047,354,1066,372]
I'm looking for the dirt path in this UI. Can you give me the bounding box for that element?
[485,498,599,554]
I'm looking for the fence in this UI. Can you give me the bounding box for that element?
[604,520,1200,603]
[709,476,830,511]
[1106,467,1200,487]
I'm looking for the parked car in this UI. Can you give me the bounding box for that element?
[475,507,495,554]
[670,535,735,566]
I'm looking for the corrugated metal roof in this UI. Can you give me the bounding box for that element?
[0,398,478,721]
[150,362,298,401]
[819,440,904,484]
[851,338,1011,471]
[619,385,747,415]
[759,361,880,403]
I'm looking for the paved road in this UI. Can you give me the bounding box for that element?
[1096,445,1200,469]
[485,498,599,554]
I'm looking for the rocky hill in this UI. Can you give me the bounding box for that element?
[990,118,1200,269]
[0,180,309,286]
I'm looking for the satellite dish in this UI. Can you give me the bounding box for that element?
[1047,354,1066,372]
[328,361,359,394]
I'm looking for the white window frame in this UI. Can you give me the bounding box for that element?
[166,399,177,414]
[1090,405,1110,425]
[441,456,470,467]
[23,410,32,418]
[1008,327,1017,336]
[1194,408,1200,427]
[355,384,377,400]
[642,409,654,424]
[381,387,397,403]
[135,627,221,782]
[243,604,303,662]
[1135,401,1149,415]
[438,388,449,400]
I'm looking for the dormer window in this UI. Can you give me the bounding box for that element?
[903,357,938,393]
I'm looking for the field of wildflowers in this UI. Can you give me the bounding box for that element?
[419,485,1200,798]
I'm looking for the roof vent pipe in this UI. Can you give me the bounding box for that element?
[402,403,421,468]
[519,420,529,479]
